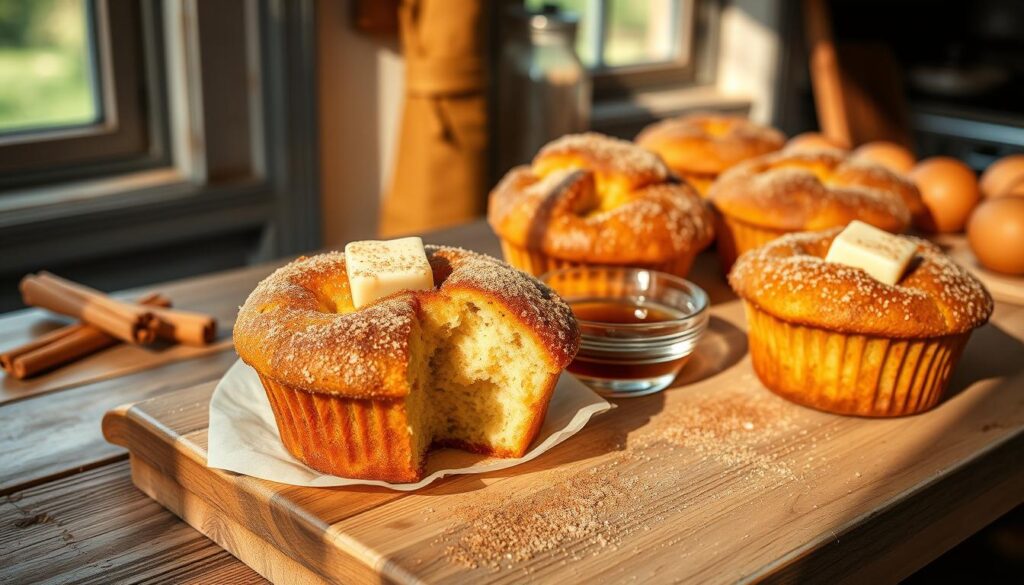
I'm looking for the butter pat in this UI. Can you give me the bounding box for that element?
[824,221,917,285]
[345,237,434,308]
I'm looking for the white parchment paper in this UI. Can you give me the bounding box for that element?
[206,359,612,491]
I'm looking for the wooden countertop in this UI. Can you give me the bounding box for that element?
[1,220,1023,584]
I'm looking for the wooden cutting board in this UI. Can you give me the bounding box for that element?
[102,274,1024,584]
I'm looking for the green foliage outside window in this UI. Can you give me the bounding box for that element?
[0,0,98,134]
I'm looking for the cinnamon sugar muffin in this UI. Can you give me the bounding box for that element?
[708,149,926,272]
[233,246,580,482]
[635,113,785,196]
[729,229,992,417]
[488,132,714,278]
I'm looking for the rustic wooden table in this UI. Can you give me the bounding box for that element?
[1,220,1023,584]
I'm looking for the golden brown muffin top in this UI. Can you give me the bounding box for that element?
[635,113,785,176]
[234,246,580,397]
[708,149,925,233]
[729,229,993,337]
[488,132,714,265]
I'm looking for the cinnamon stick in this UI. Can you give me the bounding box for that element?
[20,272,159,344]
[0,323,85,374]
[1,293,171,380]
[149,306,217,346]
[10,327,119,379]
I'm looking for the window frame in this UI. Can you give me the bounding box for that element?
[0,0,171,189]
[589,0,720,98]
[0,0,319,278]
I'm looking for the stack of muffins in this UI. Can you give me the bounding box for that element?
[488,113,992,418]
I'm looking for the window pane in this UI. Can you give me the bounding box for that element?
[524,0,598,68]
[604,0,681,67]
[0,0,99,134]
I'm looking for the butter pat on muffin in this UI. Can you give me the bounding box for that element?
[824,220,917,285]
[344,237,434,308]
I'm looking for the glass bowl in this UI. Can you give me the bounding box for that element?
[541,266,710,398]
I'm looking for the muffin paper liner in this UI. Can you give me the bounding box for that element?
[499,240,698,279]
[715,213,791,273]
[207,360,612,491]
[744,302,971,417]
[259,373,422,483]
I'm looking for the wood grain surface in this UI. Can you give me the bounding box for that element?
[0,350,240,495]
[0,460,265,584]
[103,252,1024,584]
[3,220,1024,584]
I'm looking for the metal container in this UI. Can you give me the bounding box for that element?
[496,4,591,175]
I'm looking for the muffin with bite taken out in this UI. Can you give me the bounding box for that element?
[234,238,580,482]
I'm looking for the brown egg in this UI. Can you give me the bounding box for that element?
[851,141,916,174]
[785,132,849,152]
[1004,181,1024,197]
[979,154,1024,198]
[908,157,980,233]
[967,197,1024,275]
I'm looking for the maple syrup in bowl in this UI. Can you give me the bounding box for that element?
[541,267,709,397]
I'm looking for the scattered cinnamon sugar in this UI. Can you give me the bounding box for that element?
[440,461,646,569]
[629,389,800,482]
[437,386,816,571]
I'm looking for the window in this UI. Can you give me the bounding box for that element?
[0,0,99,133]
[0,0,319,312]
[0,0,157,188]
[526,0,689,69]
[523,0,715,95]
